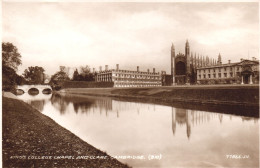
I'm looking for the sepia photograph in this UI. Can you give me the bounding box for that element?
[2,0,259,167]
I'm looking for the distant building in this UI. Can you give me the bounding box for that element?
[197,58,259,84]
[161,71,173,86]
[95,64,162,87]
[171,40,212,85]
[171,40,259,85]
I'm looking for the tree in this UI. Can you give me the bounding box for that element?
[2,42,22,71]
[23,66,45,84]
[49,67,71,90]
[78,65,94,81]
[2,42,22,92]
[2,65,18,91]
[50,71,70,82]
[80,65,91,76]
[72,69,80,81]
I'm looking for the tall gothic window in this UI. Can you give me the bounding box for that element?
[176,62,186,75]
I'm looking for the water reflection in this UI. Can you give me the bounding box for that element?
[17,92,52,111]
[172,108,259,139]
[172,108,191,139]
[48,94,258,141]
[18,93,259,168]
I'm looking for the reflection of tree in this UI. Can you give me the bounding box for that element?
[241,117,259,123]
[51,94,70,114]
[50,93,111,115]
[73,101,94,113]
[29,100,45,112]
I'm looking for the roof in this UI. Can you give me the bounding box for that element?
[196,59,259,69]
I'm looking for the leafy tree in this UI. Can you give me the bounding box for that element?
[2,42,22,71]
[49,67,70,90]
[78,65,94,81]
[50,71,70,82]
[23,66,45,84]
[80,65,91,76]
[2,42,22,92]
[60,66,70,77]
[2,65,18,91]
[15,75,26,85]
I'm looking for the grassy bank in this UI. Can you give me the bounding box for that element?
[62,85,259,117]
[2,97,129,168]
[63,85,259,106]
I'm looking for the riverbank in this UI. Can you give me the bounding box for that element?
[2,97,129,168]
[61,85,259,117]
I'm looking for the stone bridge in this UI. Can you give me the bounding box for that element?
[17,85,52,93]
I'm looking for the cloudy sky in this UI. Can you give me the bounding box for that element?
[2,1,259,76]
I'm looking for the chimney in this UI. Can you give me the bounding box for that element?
[105,65,108,71]
[93,68,95,73]
[99,66,102,72]
[116,64,119,71]
[240,58,243,62]
[153,68,155,73]
[252,57,256,61]
[137,66,139,72]
[228,60,231,64]
[147,69,150,73]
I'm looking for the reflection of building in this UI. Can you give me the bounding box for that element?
[172,108,191,138]
[171,40,259,85]
[95,64,162,87]
[96,99,113,111]
[172,108,221,139]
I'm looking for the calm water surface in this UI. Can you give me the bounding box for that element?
[17,93,259,168]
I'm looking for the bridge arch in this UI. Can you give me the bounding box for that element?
[42,88,52,94]
[16,89,25,95]
[28,88,39,95]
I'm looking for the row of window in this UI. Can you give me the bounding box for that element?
[99,70,159,75]
[96,78,161,82]
[114,84,161,87]
[113,74,159,78]
[97,74,160,78]
[97,76,161,80]
[98,75,160,79]
[198,72,234,79]
[114,80,161,83]
[198,66,240,73]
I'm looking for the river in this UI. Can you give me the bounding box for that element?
[17,92,259,168]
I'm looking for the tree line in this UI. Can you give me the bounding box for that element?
[2,42,96,92]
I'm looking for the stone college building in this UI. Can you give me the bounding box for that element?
[171,40,259,85]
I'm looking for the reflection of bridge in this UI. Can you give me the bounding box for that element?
[17,85,52,93]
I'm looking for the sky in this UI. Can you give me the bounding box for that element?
[2,1,259,76]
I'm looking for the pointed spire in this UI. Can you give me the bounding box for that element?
[218,53,222,65]
[171,43,175,50]
[185,39,189,47]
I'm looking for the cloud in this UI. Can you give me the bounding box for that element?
[2,2,258,75]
